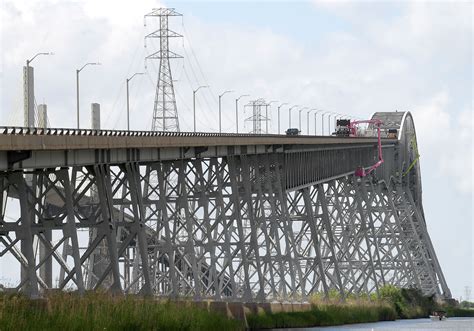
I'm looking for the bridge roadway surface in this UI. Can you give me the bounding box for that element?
[0,126,396,175]
[0,126,392,150]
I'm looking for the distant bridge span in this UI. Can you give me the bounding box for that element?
[0,111,451,300]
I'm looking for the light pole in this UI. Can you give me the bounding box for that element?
[26,52,53,67]
[193,85,209,132]
[265,100,278,134]
[288,105,299,128]
[298,107,308,132]
[328,112,338,135]
[24,52,53,127]
[219,90,233,133]
[126,72,144,131]
[312,109,323,135]
[277,103,288,134]
[321,111,331,135]
[306,109,314,135]
[76,62,100,129]
[235,94,249,133]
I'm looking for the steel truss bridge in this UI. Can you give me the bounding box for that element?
[0,112,451,300]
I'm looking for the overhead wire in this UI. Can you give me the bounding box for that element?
[106,33,145,130]
[180,17,236,129]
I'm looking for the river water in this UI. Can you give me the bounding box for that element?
[273,317,474,330]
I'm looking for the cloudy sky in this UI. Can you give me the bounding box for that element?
[0,0,472,300]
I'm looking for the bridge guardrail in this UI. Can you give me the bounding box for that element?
[0,126,395,140]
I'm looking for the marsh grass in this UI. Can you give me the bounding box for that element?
[0,291,243,331]
[1,286,468,331]
[247,293,398,330]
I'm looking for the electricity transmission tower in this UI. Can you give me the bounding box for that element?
[145,8,182,132]
[244,99,269,134]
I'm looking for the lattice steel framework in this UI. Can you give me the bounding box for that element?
[145,8,182,132]
[244,99,269,134]
[0,112,451,300]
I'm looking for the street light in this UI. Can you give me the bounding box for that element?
[76,62,100,129]
[321,111,331,135]
[266,100,278,134]
[288,105,299,128]
[193,85,209,132]
[235,94,249,133]
[26,52,54,67]
[24,52,53,127]
[306,109,314,135]
[126,72,144,131]
[298,107,308,132]
[312,109,324,135]
[328,112,338,135]
[277,103,288,134]
[219,90,234,133]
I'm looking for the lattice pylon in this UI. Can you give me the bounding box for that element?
[145,8,182,132]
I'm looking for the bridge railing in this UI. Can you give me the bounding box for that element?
[0,126,279,137]
[0,126,390,140]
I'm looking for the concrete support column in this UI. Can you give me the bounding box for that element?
[23,66,35,127]
[38,104,48,129]
[91,103,101,130]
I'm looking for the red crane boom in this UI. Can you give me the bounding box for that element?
[349,119,384,177]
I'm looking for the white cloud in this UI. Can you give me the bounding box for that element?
[412,91,473,194]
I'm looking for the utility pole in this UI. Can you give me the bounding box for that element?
[76,62,100,129]
[277,103,288,134]
[193,85,208,132]
[219,90,233,133]
[265,100,277,134]
[126,72,144,131]
[24,52,53,127]
[235,94,249,133]
[145,8,182,132]
[288,105,299,128]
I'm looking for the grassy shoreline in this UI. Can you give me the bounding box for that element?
[247,301,397,329]
[0,291,243,331]
[1,287,472,330]
[247,286,474,329]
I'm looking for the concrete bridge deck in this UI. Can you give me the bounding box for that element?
[0,126,395,151]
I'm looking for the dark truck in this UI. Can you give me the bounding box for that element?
[285,128,300,136]
[334,119,351,137]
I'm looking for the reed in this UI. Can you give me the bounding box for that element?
[0,291,243,331]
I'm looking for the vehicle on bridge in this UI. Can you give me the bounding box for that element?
[285,128,300,135]
[333,119,351,137]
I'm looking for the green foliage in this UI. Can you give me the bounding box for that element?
[460,301,474,309]
[444,307,474,317]
[0,292,243,331]
[247,300,397,330]
[378,285,436,319]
